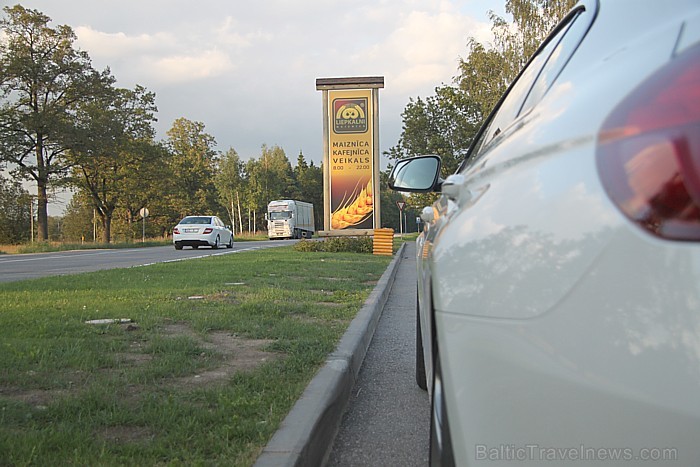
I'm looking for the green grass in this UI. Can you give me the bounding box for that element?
[2,240,171,255]
[0,246,391,466]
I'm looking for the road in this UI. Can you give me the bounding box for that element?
[327,242,430,466]
[0,240,297,283]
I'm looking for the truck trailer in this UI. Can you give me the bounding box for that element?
[266,200,315,239]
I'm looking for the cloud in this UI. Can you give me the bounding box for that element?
[23,0,497,166]
[213,16,272,49]
[346,6,494,95]
[316,3,495,164]
[74,27,174,58]
[73,1,494,94]
[75,26,239,84]
[151,50,234,83]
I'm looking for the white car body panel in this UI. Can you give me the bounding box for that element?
[407,0,700,465]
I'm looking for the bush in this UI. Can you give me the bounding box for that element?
[293,236,374,254]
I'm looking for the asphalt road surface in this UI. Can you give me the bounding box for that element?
[327,242,430,466]
[0,240,297,283]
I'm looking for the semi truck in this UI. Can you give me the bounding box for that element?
[266,200,315,239]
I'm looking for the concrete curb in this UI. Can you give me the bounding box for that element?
[254,243,407,467]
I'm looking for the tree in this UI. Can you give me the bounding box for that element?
[388,86,481,175]
[0,173,31,243]
[246,144,294,231]
[214,147,246,233]
[456,40,511,120]
[60,192,96,242]
[0,5,114,240]
[290,151,308,201]
[385,86,482,213]
[293,151,323,229]
[115,141,172,241]
[386,0,576,215]
[165,118,219,219]
[457,0,577,116]
[66,85,158,243]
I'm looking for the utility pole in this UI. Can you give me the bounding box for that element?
[30,196,34,243]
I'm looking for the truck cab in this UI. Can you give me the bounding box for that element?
[266,200,314,239]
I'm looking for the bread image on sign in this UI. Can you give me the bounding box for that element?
[331,180,373,229]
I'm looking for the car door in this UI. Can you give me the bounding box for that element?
[214,217,227,242]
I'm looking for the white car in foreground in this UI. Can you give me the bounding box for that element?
[172,216,233,250]
[389,0,700,465]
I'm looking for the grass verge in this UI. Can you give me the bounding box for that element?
[0,246,391,465]
[0,232,270,255]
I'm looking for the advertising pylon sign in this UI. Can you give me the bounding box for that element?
[316,76,384,236]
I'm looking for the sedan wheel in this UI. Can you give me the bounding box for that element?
[213,236,220,249]
[227,235,233,248]
[430,348,456,467]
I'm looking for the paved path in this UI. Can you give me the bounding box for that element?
[327,242,430,466]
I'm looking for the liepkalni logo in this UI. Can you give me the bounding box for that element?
[333,98,368,134]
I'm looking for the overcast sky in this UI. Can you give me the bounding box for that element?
[10,0,504,213]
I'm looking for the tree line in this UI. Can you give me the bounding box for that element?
[0,1,573,244]
[0,5,332,244]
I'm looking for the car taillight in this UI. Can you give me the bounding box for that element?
[173,228,180,234]
[597,42,700,241]
[203,228,213,234]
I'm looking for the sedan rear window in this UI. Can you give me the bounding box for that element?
[180,217,212,225]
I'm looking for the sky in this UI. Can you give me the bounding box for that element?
[8,0,505,214]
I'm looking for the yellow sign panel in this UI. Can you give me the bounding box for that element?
[328,89,374,230]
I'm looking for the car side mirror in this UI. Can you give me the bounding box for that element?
[388,155,442,192]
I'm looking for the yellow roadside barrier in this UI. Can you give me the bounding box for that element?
[373,228,394,256]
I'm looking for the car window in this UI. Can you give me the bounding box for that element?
[465,6,592,164]
[520,9,589,114]
[181,217,211,225]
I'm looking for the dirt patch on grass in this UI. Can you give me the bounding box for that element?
[0,387,69,408]
[310,289,334,296]
[163,323,278,388]
[162,322,278,365]
[98,425,154,444]
[1,322,279,408]
[162,322,198,338]
[205,291,240,304]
